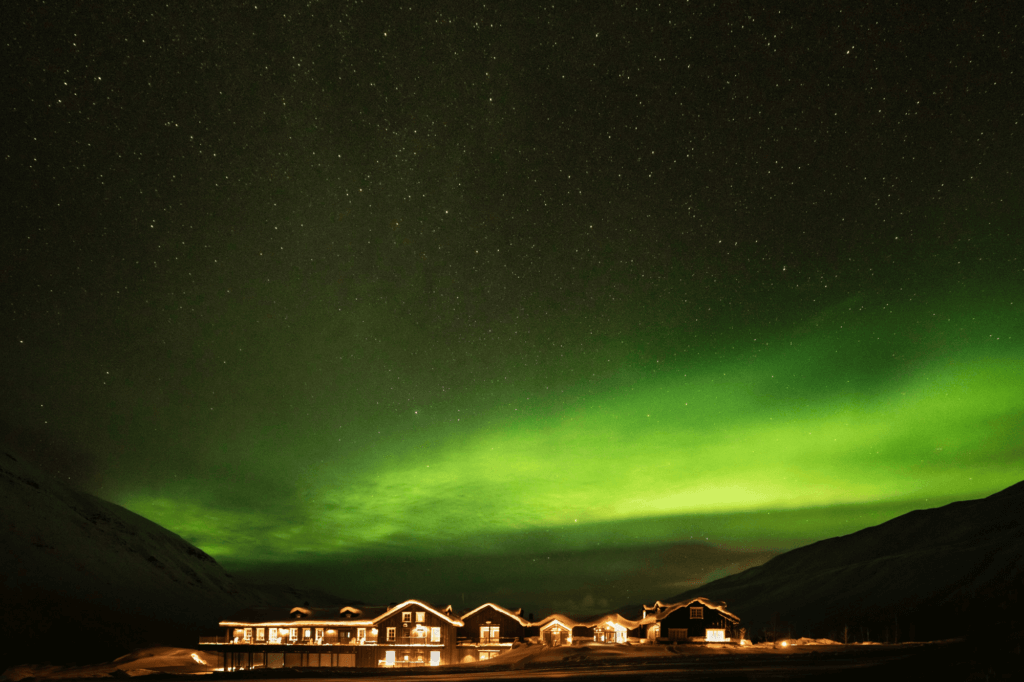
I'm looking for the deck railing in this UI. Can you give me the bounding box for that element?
[457,636,516,646]
[200,635,447,647]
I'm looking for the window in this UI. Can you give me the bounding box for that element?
[705,629,726,642]
[315,628,324,641]
[430,651,441,666]
[479,651,497,661]
[431,627,441,643]
[416,611,426,623]
[303,628,311,639]
[357,628,366,641]
[690,606,703,619]
[479,625,499,643]
[244,628,252,641]
[402,612,412,623]
[384,650,395,667]
[289,628,298,642]
[386,627,396,642]
[256,628,265,642]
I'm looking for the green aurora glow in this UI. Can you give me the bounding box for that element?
[3,1,1023,613]
[118,289,1023,569]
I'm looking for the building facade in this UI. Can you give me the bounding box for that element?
[203,600,461,670]
[456,603,530,662]
[201,595,740,668]
[639,598,741,642]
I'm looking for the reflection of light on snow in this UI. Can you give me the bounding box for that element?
[191,653,208,665]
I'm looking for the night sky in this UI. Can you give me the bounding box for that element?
[3,1,1022,616]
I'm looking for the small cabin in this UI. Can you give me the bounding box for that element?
[457,603,530,662]
[641,598,740,642]
[536,615,576,646]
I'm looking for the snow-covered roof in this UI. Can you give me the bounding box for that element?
[536,615,579,631]
[459,602,531,626]
[376,599,464,627]
[587,612,644,630]
[222,604,386,627]
[643,597,739,624]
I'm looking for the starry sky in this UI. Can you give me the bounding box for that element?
[2,1,1022,616]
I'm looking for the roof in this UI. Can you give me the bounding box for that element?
[535,614,581,631]
[383,599,464,627]
[220,599,463,628]
[459,602,531,626]
[587,612,644,630]
[643,597,740,624]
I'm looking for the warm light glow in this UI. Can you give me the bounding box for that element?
[781,640,788,647]
[705,629,726,642]
[191,653,207,665]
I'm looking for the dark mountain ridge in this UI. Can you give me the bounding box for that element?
[670,481,1024,641]
[0,450,349,670]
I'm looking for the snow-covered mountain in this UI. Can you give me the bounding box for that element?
[670,482,1024,641]
[0,450,348,669]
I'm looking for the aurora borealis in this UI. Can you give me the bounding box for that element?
[2,1,1022,615]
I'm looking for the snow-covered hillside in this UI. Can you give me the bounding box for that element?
[670,481,1024,641]
[0,450,347,669]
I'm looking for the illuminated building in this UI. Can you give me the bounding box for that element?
[201,595,740,667]
[639,598,740,642]
[202,599,461,669]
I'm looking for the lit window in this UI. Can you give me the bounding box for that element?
[690,606,703,619]
[431,627,441,643]
[387,627,396,642]
[303,628,311,639]
[289,628,298,642]
[430,650,440,666]
[315,628,324,640]
[416,611,426,623]
[705,629,726,642]
[256,628,265,641]
[357,628,366,641]
[244,628,252,641]
[384,650,395,667]
[402,612,412,623]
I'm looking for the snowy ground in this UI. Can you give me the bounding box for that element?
[1,647,221,681]
[5,638,1018,681]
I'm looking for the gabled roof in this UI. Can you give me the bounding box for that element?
[459,602,531,626]
[219,600,462,628]
[643,597,739,624]
[534,614,582,631]
[221,604,380,627]
[376,599,464,627]
[586,612,643,630]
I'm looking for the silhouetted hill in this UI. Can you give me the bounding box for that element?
[669,482,1024,642]
[0,451,350,670]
